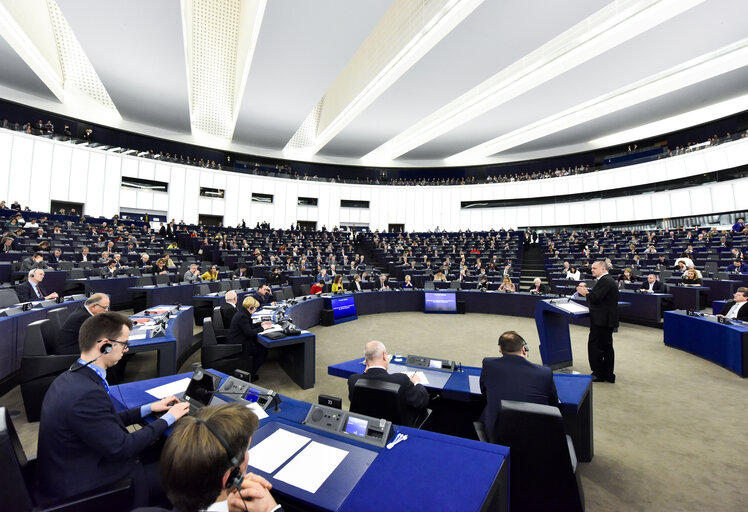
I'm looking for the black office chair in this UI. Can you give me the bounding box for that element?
[229,279,243,290]
[217,280,231,292]
[211,306,232,336]
[58,261,74,270]
[125,267,141,276]
[350,378,432,429]
[200,318,251,376]
[299,284,311,296]
[249,278,262,289]
[20,319,78,422]
[0,406,132,512]
[424,281,436,290]
[154,273,170,286]
[47,307,71,331]
[449,280,461,290]
[0,288,20,307]
[136,276,154,287]
[494,400,585,512]
[196,284,211,296]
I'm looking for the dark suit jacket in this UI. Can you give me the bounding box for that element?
[479,354,559,439]
[641,280,665,293]
[528,283,550,294]
[54,306,92,355]
[220,303,237,328]
[74,253,90,262]
[227,307,263,347]
[587,273,619,328]
[347,367,429,424]
[252,291,273,306]
[720,300,748,320]
[36,366,169,502]
[20,257,46,272]
[16,280,45,302]
[100,268,118,279]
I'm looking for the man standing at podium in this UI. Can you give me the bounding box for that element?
[576,260,618,383]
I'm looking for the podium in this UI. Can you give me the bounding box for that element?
[535,298,589,369]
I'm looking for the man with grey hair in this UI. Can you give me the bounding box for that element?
[576,260,619,383]
[219,289,238,327]
[347,340,429,425]
[54,293,110,355]
[183,263,202,283]
[529,277,550,294]
[16,269,58,302]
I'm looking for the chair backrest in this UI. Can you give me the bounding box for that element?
[79,261,94,269]
[58,261,74,270]
[212,306,225,330]
[424,281,436,290]
[67,268,85,279]
[299,284,311,296]
[136,276,154,287]
[196,284,211,296]
[126,267,141,276]
[155,273,170,285]
[249,278,262,289]
[24,319,56,356]
[217,281,231,292]
[659,270,673,279]
[495,400,583,512]
[203,318,218,346]
[0,407,34,512]
[450,280,461,289]
[0,288,20,308]
[350,378,407,426]
[229,280,242,290]
[47,307,71,331]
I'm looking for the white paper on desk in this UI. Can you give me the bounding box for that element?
[129,332,147,340]
[403,370,430,386]
[145,377,191,399]
[245,401,268,420]
[468,375,481,394]
[248,429,310,474]
[274,441,348,494]
[554,301,588,314]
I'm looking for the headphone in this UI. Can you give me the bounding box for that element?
[195,418,244,491]
[100,342,113,354]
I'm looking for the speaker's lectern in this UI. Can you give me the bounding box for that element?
[534,298,589,369]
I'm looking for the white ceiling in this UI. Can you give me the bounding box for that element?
[0,0,746,167]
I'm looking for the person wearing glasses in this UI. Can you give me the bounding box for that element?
[53,293,111,355]
[37,312,190,508]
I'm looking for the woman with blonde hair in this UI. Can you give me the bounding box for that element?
[227,296,273,381]
[499,275,516,292]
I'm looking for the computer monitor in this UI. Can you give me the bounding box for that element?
[423,291,457,313]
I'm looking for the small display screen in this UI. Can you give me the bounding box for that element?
[331,295,357,320]
[243,388,263,403]
[429,359,442,369]
[424,292,457,313]
[344,416,368,437]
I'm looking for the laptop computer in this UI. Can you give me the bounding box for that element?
[181,370,221,414]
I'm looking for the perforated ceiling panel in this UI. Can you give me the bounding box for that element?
[45,0,117,111]
[187,0,241,139]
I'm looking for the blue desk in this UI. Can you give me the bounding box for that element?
[329,358,594,462]
[257,331,316,390]
[664,311,747,377]
[0,298,86,385]
[78,276,139,309]
[127,305,195,376]
[129,283,202,312]
[110,373,508,512]
[668,285,708,310]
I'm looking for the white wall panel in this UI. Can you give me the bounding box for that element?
[569,202,585,224]
[168,166,186,222]
[121,157,138,177]
[8,136,33,206]
[198,197,211,214]
[30,141,53,211]
[136,190,155,211]
[119,188,137,208]
[103,156,121,213]
[182,168,200,224]
[583,201,600,224]
[651,192,672,219]
[86,153,107,215]
[689,187,711,215]
[669,190,692,218]
[615,198,634,221]
[632,194,653,220]
[598,199,618,223]
[68,149,89,204]
[710,183,734,213]
[0,132,12,201]
[155,164,171,183]
[50,144,72,201]
[731,180,748,210]
[138,160,155,180]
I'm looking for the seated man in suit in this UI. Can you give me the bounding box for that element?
[150,403,282,512]
[220,290,239,327]
[347,340,429,426]
[725,259,748,274]
[479,331,559,441]
[54,293,110,355]
[37,312,190,507]
[99,259,119,279]
[374,274,390,290]
[183,263,202,283]
[75,246,91,262]
[252,284,275,306]
[266,267,283,286]
[20,251,50,272]
[528,277,550,294]
[49,248,64,264]
[16,269,58,302]
[640,274,665,293]
[233,264,249,279]
[717,287,748,320]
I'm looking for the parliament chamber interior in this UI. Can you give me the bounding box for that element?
[0,1,747,511]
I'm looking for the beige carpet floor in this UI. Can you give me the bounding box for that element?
[3,312,746,511]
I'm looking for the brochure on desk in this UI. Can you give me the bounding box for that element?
[544,298,589,315]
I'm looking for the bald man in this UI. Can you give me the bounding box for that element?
[54,293,110,355]
[347,340,429,426]
[220,290,239,328]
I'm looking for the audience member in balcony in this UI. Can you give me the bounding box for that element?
[726,259,748,274]
[681,268,703,286]
[20,251,50,272]
[17,269,58,302]
[82,128,93,141]
[731,218,745,232]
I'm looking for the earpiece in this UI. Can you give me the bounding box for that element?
[100,343,113,354]
[195,418,244,491]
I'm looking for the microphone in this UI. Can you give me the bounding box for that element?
[246,390,282,412]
